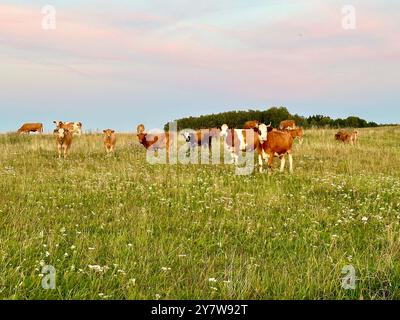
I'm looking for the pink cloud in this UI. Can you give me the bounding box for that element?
[0,2,398,101]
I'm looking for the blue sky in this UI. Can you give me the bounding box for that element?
[1,0,399,132]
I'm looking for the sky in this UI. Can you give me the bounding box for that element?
[1,0,399,132]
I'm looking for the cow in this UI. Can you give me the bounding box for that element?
[335,130,359,145]
[137,124,145,134]
[282,127,304,145]
[17,123,43,134]
[137,127,173,159]
[243,120,260,130]
[56,128,73,158]
[220,123,271,171]
[279,120,296,130]
[261,130,294,173]
[181,128,220,155]
[103,129,116,154]
[53,121,82,136]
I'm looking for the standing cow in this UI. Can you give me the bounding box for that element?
[220,123,271,171]
[17,123,43,134]
[137,124,174,160]
[262,130,294,173]
[103,129,116,154]
[181,128,220,155]
[335,130,359,145]
[56,128,73,158]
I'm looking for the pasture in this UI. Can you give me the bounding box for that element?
[0,126,399,299]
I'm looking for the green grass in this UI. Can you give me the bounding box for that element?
[0,127,400,300]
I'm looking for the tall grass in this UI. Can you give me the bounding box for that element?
[0,127,399,299]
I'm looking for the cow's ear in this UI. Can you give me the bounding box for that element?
[111,130,115,133]
[103,130,106,133]
[267,126,274,132]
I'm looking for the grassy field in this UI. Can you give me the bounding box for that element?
[0,126,400,300]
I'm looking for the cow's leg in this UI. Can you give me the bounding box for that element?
[232,151,238,165]
[228,147,235,164]
[258,154,264,173]
[288,152,293,173]
[280,155,286,172]
[267,153,274,175]
[64,145,68,158]
[58,144,62,158]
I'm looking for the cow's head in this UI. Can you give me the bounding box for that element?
[103,129,115,138]
[220,124,229,138]
[181,130,192,142]
[137,124,145,134]
[258,123,272,142]
[57,128,67,138]
[53,120,63,128]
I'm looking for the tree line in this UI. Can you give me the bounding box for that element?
[165,107,379,130]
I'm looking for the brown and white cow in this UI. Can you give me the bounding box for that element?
[279,120,296,130]
[103,129,116,154]
[261,130,294,173]
[17,123,43,134]
[220,123,271,170]
[53,121,82,136]
[56,128,73,158]
[335,130,359,145]
[181,128,220,154]
[137,126,174,159]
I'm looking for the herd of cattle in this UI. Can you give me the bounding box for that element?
[16,120,359,172]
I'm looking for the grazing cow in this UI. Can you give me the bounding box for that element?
[53,121,82,136]
[17,123,43,134]
[243,120,260,130]
[56,128,73,158]
[279,120,296,130]
[103,129,116,154]
[137,128,173,159]
[220,123,271,169]
[262,130,294,173]
[137,124,145,134]
[181,128,220,154]
[335,130,359,145]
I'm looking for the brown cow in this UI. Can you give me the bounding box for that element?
[220,123,272,170]
[243,120,260,130]
[335,130,359,145]
[103,129,116,154]
[282,127,304,145]
[56,128,73,158]
[261,130,294,173]
[17,123,43,134]
[54,121,82,136]
[279,120,296,130]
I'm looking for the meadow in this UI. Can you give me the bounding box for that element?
[0,126,399,300]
